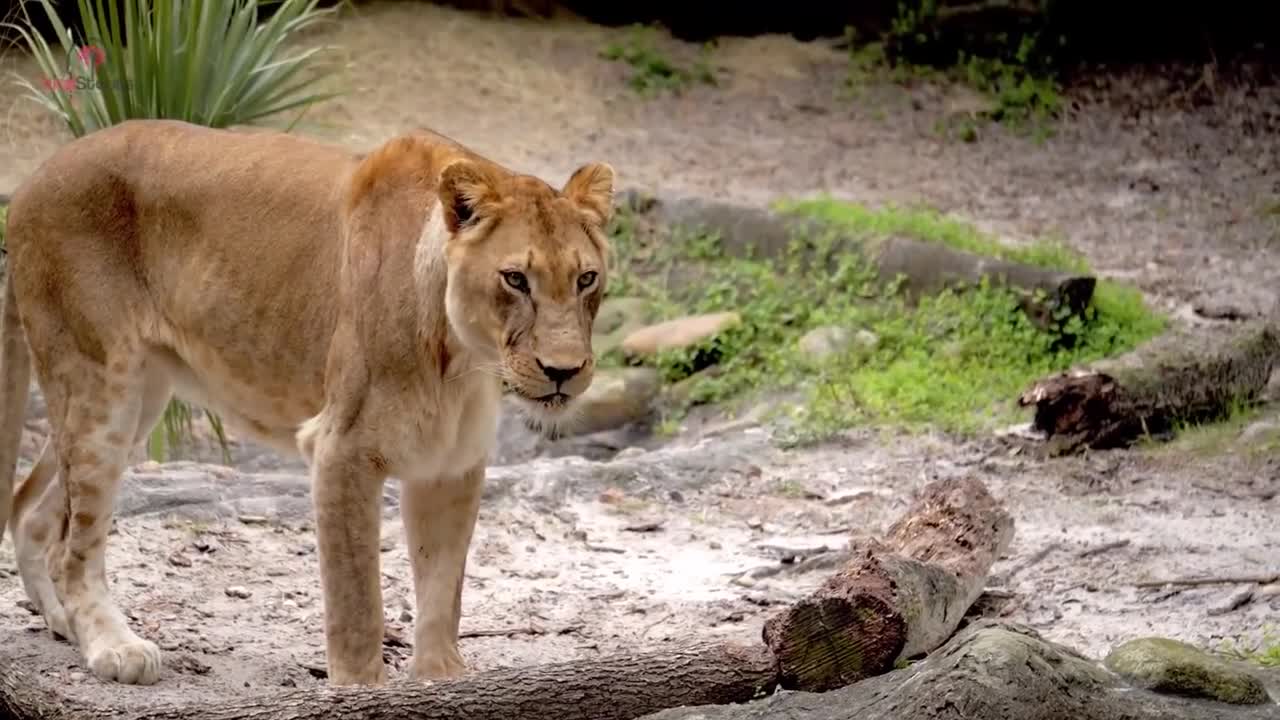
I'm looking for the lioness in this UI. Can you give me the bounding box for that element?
[0,119,614,686]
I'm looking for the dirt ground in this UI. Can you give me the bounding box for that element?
[0,0,1277,709]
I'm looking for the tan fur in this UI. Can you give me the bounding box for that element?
[0,119,613,686]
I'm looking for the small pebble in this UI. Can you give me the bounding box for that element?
[225,586,253,599]
[237,514,268,525]
[746,517,764,530]
[708,540,723,550]
[1207,586,1255,616]
[167,553,193,568]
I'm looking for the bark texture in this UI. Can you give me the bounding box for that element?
[616,191,1096,331]
[639,621,1280,720]
[1019,321,1280,454]
[761,476,1015,692]
[0,640,776,720]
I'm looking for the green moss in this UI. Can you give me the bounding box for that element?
[776,196,1089,272]
[1106,637,1269,705]
[605,197,1167,445]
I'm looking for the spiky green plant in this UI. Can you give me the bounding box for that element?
[6,0,344,136]
[5,0,345,462]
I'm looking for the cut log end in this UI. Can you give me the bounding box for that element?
[762,578,907,692]
[762,477,1014,693]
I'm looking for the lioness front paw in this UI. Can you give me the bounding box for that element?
[87,637,163,685]
[328,659,389,687]
[409,649,467,681]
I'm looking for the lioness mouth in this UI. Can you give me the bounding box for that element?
[534,392,569,407]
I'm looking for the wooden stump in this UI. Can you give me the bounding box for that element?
[761,476,1015,691]
[1019,320,1280,454]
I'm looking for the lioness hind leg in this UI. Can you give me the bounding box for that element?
[13,368,170,647]
[401,464,485,681]
[33,342,162,685]
[12,438,74,641]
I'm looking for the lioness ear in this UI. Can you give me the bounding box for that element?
[438,159,496,234]
[562,162,615,226]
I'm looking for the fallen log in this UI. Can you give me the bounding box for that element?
[0,641,775,720]
[1018,319,1280,455]
[0,477,1012,720]
[761,475,1015,692]
[637,621,1280,720]
[615,190,1097,332]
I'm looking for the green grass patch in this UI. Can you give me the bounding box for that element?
[1220,626,1280,668]
[778,196,1087,271]
[601,25,717,96]
[604,197,1166,445]
[842,13,1063,141]
[1152,400,1280,459]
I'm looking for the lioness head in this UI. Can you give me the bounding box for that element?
[436,158,614,430]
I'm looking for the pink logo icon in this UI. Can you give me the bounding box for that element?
[75,45,106,70]
[39,45,109,95]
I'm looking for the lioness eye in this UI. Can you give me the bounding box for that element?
[502,271,529,293]
[577,271,597,291]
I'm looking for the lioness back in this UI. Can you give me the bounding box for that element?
[6,120,359,446]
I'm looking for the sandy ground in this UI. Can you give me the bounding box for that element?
[0,0,1277,708]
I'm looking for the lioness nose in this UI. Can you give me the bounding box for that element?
[537,359,583,385]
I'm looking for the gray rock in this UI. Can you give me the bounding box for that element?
[112,433,772,523]
[572,367,661,435]
[490,390,662,466]
[1207,586,1257,616]
[797,326,852,361]
[797,326,878,362]
[482,432,773,509]
[594,297,658,356]
[1104,636,1270,705]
